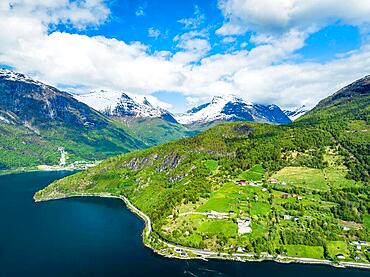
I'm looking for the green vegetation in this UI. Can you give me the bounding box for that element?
[120,118,198,146]
[286,245,324,259]
[239,164,264,181]
[35,81,370,263]
[0,119,145,171]
[326,241,349,259]
[272,167,328,190]
[204,160,219,171]
[364,215,370,229]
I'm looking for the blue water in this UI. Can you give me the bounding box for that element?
[0,171,368,276]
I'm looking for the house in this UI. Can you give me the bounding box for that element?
[237,247,246,253]
[354,254,361,260]
[297,196,303,200]
[249,182,256,186]
[229,210,235,215]
[268,179,279,184]
[236,180,247,186]
[284,215,292,220]
[237,218,252,234]
[281,193,290,199]
[261,187,268,192]
[336,254,345,259]
[356,245,362,250]
[342,226,350,231]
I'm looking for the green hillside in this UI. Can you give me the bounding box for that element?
[0,118,145,172]
[120,117,199,146]
[35,76,370,263]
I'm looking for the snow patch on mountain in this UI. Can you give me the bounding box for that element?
[283,105,308,121]
[75,90,176,122]
[175,95,291,125]
[75,90,122,114]
[0,68,47,88]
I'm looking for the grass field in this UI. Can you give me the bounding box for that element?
[204,160,219,171]
[198,220,237,237]
[327,241,349,258]
[272,166,328,190]
[239,164,264,181]
[363,214,370,229]
[286,245,325,259]
[197,182,241,212]
[250,201,270,216]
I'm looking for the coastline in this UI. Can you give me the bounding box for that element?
[34,192,370,270]
[0,166,74,177]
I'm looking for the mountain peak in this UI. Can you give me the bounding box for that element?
[0,68,46,88]
[283,105,308,121]
[175,95,291,125]
[76,90,177,123]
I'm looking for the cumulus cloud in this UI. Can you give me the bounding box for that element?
[1,0,110,30]
[178,5,205,30]
[217,0,370,35]
[1,0,370,111]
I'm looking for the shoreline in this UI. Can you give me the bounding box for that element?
[34,192,370,270]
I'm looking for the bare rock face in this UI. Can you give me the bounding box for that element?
[318,75,370,107]
[0,69,108,128]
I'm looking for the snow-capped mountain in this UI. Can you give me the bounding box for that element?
[0,68,48,88]
[283,105,308,121]
[75,90,177,123]
[175,95,291,126]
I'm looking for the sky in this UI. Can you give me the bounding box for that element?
[1,0,370,112]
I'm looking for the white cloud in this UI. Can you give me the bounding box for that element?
[221,37,237,44]
[145,95,173,110]
[135,6,146,17]
[2,0,110,30]
[217,0,370,36]
[148,27,161,39]
[172,30,211,64]
[1,0,370,112]
[178,5,205,30]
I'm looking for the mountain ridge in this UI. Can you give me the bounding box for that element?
[175,95,291,126]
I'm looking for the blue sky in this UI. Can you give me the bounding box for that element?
[1,0,370,111]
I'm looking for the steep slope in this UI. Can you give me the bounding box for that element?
[0,69,145,171]
[76,90,178,122]
[76,90,195,145]
[120,117,199,146]
[175,95,291,126]
[36,75,369,263]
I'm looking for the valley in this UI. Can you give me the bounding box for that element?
[34,74,370,268]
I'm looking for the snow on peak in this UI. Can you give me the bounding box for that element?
[175,95,251,125]
[0,68,46,88]
[74,90,172,120]
[283,105,308,121]
[75,90,122,114]
[175,95,290,125]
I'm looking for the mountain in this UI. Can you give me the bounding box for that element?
[76,90,177,123]
[175,95,291,126]
[283,105,308,121]
[76,90,197,145]
[36,76,369,264]
[0,69,145,171]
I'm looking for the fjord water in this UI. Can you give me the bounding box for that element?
[0,172,367,277]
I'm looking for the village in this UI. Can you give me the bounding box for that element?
[37,147,98,171]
